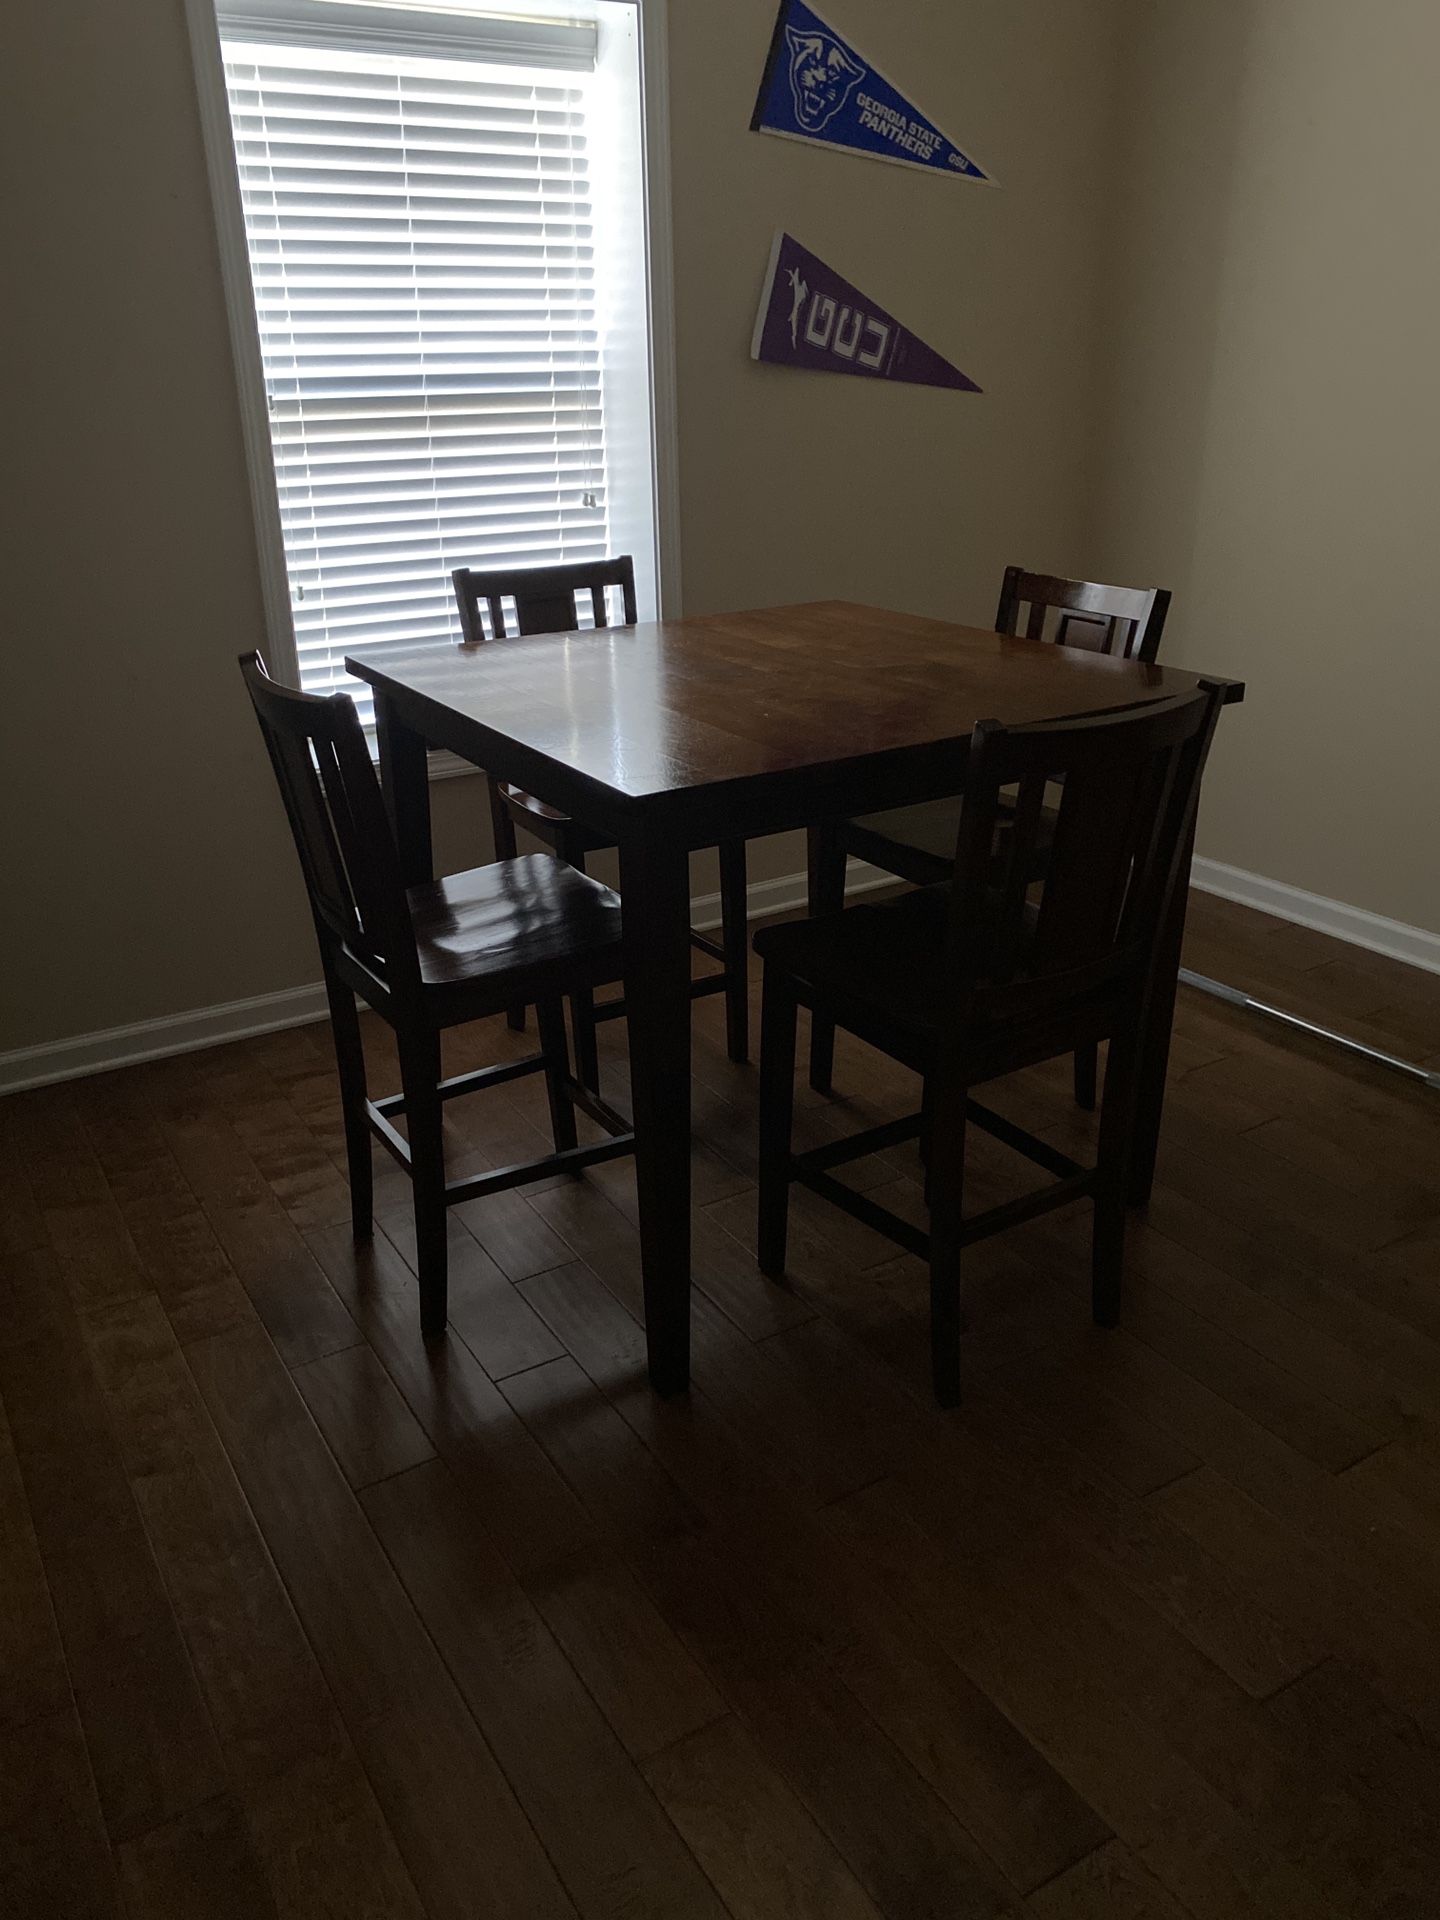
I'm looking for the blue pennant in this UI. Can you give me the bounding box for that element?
[751,0,995,185]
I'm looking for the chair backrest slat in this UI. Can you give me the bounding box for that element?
[240,653,418,994]
[946,687,1224,1029]
[452,556,638,646]
[996,565,1170,664]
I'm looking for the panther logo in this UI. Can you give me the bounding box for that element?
[784,25,865,133]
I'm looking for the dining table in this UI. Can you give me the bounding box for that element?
[347,599,1244,1394]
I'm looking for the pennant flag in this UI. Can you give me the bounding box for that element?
[751,232,981,393]
[751,0,994,185]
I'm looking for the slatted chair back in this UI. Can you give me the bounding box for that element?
[239,651,418,995]
[945,686,1223,1029]
[451,556,638,644]
[995,566,1170,664]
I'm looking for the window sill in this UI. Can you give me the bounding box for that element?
[428,749,483,784]
[362,745,481,783]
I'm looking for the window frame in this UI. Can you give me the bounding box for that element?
[187,0,680,770]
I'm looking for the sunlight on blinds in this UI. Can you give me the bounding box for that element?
[221,37,607,713]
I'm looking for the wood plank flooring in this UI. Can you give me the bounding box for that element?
[3,889,1440,1919]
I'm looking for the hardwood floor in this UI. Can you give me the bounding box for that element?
[4,890,1440,1919]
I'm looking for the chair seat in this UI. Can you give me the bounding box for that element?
[408,853,623,989]
[842,799,962,883]
[756,888,1110,1075]
[755,889,953,1037]
[500,782,612,853]
[843,794,1060,888]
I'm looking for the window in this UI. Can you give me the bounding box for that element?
[204,0,665,720]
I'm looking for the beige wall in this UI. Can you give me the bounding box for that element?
[1091,0,1440,936]
[2,0,1127,1057]
[3,0,319,1054]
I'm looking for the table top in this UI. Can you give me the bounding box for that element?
[347,600,1241,805]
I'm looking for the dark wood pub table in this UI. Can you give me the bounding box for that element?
[348,601,1243,1393]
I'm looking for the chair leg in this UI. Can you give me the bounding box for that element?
[926,1071,968,1408]
[1092,1029,1139,1329]
[536,996,578,1156]
[1073,1041,1098,1112]
[323,970,372,1242]
[562,842,602,1093]
[571,1001,601,1095]
[718,839,749,1064]
[756,969,798,1279]
[488,778,528,1033]
[806,823,846,1093]
[398,1027,448,1334]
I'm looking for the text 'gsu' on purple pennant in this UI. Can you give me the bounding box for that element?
[751,232,981,393]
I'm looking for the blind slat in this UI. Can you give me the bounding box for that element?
[221,31,606,707]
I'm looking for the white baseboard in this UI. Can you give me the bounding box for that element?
[5,855,1433,1098]
[688,858,895,933]
[1190,858,1440,978]
[0,982,334,1097]
[0,862,899,1098]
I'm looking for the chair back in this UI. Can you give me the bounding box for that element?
[996,566,1170,664]
[239,652,417,995]
[945,686,1224,1030]
[452,556,638,644]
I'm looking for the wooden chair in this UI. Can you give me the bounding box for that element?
[806,566,1172,1107]
[757,683,1224,1405]
[452,556,751,1084]
[240,651,633,1334]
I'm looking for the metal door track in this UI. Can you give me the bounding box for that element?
[1179,969,1440,1094]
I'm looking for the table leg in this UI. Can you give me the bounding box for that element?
[374,692,434,886]
[1128,822,1195,1205]
[619,822,693,1394]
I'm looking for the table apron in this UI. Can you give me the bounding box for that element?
[394,693,973,851]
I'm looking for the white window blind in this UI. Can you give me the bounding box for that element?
[218,17,610,713]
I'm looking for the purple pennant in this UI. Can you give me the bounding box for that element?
[751,232,980,393]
